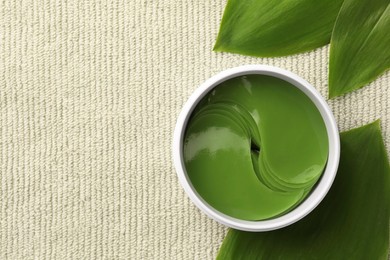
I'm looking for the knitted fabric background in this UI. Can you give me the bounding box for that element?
[1,1,389,259]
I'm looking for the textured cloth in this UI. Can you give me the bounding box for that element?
[0,1,389,259]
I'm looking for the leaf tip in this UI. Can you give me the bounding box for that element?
[361,120,382,134]
[328,79,340,99]
[370,119,381,131]
[328,83,352,99]
[328,88,339,99]
[213,41,224,52]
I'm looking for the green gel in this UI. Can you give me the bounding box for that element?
[183,75,329,220]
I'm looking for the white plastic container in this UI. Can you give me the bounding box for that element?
[172,65,340,231]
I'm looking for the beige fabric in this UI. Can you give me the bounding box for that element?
[0,0,389,259]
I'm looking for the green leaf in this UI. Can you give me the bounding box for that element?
[214,0,344,57]
[329,0,390,98]
[217,121,390,260]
